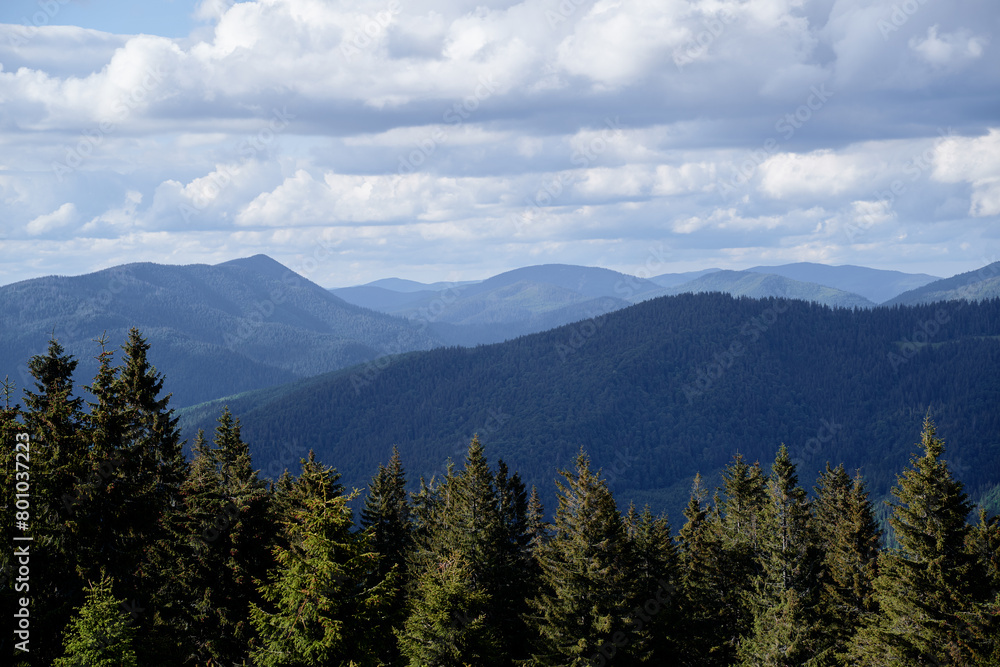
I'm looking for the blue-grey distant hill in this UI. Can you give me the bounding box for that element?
[334,264,660,345]
[0,255,441,407]
[659,270,876,309]
[745,262,939,304]
[884,261,1000,306]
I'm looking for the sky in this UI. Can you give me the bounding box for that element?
[0,0,998,288]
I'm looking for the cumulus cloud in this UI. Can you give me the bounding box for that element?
[933,129,1000,217]
[26,202,77,235]
[0,0,998,285]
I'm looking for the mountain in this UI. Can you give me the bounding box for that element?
[179,292,1000,521]
[745,262,940,304]
[0,255,440,407]
[663,270,876,308]
[649,268,722,288]
[885,261,1000,306]
[332,264,658,345]
[330,285,438,312]
[365,277,481,292]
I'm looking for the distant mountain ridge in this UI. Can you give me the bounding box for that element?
[658,270,876,309]
[745,262,939,304]
[333,262,943,325]
[885,261,1000,306]
[0,255,440,407]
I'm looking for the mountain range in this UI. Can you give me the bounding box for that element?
[0,255,440,407]
[178,291,1000,523]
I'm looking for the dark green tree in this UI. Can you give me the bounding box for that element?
[738,446,827,665]
[398,552,499,667]
[624,503,681,662]
[713,454,768,662]
[813,464,881,662]
[676,473,728,665]
[361,446,414,665]
[851,417,982,665]
[528,451,636,666]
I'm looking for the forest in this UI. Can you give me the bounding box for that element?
[2,331,999,666]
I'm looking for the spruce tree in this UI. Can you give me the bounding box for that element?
[21,339,89,664]
[713,454,768,661]
[851,417,981,665]
[738,445,827,666]
[398,552,499,667]
[676,473,728,665]
[361,447,414,666]
[528,451,636,666]
[813,464,880,662]
[624,503,681,662]
[251,453,393,666]
[402,437,533,666]
[53,574,138,667]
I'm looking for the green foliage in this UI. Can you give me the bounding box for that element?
[851,417,984,664]
[528,451,637,666]
[53,574,138,667]
[251,454,394,667]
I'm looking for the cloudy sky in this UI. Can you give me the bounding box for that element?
[0,0,997,288]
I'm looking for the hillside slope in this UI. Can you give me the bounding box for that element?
[885,261,1000,306]
[663,270,876,308]
[746,262,939,303]
[180,293,1000,520]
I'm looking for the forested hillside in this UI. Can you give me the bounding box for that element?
[181,292,1000,522]
[2,338,998,665]
[0,255,440,407]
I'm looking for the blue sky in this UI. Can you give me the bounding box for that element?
[0,0,998,288]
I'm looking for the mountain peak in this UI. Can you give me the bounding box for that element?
[218,254,296,280]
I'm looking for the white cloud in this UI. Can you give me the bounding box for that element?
[933,129,1000,217]
[909,25,986,68]
[26,202,77,235]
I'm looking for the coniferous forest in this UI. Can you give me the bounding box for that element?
[3,331,999,666]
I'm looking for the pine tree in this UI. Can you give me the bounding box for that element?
[851,417,981,665]
[251,453,393,666]
[20,339,89,664]
[738,445,827,666]
[528,451,636,666]
[813,464,880,662]
[361,446,414,665]
[676,473,728,665]
[398,552,499,666]
[53,574,138,667]
[624,503,681,662]
[713,454,768,661]
[402,437,534,666]
[966,509,1000,665]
